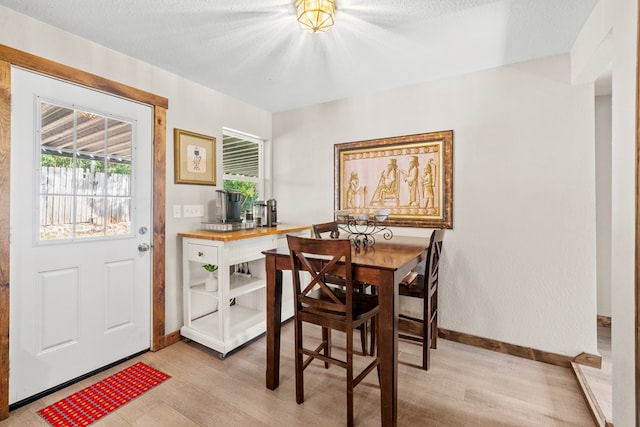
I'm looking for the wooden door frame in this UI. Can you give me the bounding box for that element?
[0,44,169,419]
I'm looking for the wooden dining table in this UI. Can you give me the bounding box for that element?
[263,236,428,427]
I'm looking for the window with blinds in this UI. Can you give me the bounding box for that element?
[222,129,264,214]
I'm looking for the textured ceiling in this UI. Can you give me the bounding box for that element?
[0,0,599,112]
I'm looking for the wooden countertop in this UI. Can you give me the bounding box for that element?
[178,223,311,242]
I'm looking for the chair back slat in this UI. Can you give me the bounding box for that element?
[426,229,445,289]
[287,234,353,318]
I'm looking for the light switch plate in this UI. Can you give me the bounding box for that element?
[173,205,182,218]
[183,204,204,218]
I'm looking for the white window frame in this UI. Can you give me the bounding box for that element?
[222,127,265,200]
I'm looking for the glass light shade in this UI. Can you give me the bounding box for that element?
[295,0,335,33]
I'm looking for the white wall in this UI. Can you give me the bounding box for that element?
[610,0,637,424]
[273,53,599,357]
[0,5,273,333]
[595,94,612,318]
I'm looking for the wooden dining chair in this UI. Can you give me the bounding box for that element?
[312,221,341,240]
[287,234,379,427]
[312,221,375,356]
[398,229,445,370]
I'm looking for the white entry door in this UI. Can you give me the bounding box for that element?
[9,68,152,404]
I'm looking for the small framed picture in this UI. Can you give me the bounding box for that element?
[174,128,216,185]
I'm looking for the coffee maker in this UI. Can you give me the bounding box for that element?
[216,189,243,223]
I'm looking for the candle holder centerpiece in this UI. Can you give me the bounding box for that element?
[335,209,393,250]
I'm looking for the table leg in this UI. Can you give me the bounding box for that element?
[377,270,398,426]
[265,255,283,390]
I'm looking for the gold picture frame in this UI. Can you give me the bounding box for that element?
[335,130,453,228]
[174,128,216,185]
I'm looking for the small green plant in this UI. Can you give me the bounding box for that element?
[203,264,218,273]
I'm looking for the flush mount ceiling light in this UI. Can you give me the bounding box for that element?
[295,0,336,33]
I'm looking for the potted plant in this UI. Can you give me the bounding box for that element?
[203,264,219,292]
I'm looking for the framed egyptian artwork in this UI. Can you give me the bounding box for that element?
[334,130,453,228]
[174,128,216,185]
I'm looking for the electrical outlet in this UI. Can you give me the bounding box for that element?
[183,204,204,218]
[173,205,182,218]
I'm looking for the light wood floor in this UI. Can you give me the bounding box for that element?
[2,322,595,426]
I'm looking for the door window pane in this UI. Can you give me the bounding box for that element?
[38,101,134,241]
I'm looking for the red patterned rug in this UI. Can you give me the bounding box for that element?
[38,361,171,427]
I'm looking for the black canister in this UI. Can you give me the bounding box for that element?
[226,190,243,222]
[266,199,277,227]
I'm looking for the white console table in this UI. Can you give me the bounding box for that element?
[178,224,310,358]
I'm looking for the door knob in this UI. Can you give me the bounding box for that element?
[138,243,151,252]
